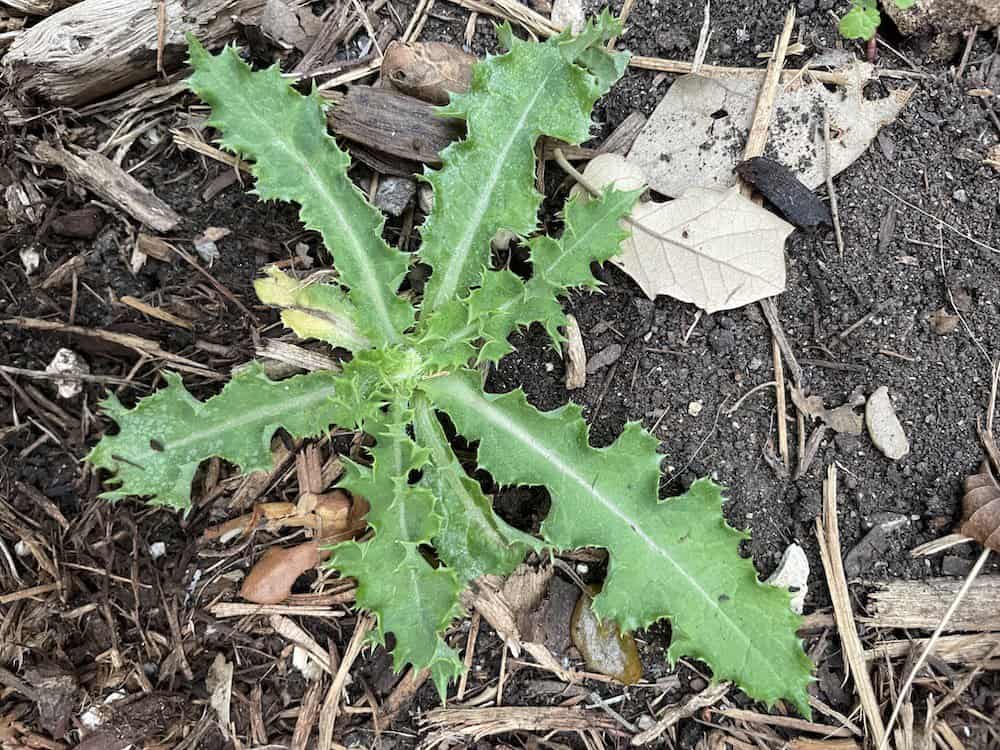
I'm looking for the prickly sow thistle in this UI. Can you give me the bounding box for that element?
[87,16,814,711]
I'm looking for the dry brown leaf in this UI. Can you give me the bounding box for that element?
[381,40,476,105]
[570,587,642,684]
[790,385,864,435]
[628,62,912,197]
[578,154,791,312]
[240,541,325,605]
[959,462,1000,552]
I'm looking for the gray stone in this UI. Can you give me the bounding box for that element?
[374,177,417,217]
[586,343,623,374]
[844,514,907,578]
[942,555,975,576]
[865,386,910,460]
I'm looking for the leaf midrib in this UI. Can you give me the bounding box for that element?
[162,384,332,455]
[424,57,560,312]
[235,91,403,346]
[437,374,786,688]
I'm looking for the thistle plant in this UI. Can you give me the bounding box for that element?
[87,16,813,712]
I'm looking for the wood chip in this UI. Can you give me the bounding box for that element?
[34,142,180,232]
[422,706,622,746]
[270,614,334,677]
[4,0,267,105]
[0,317,216,378]
[120,295,193,330]
[715,707,855,738]
[865,576,1000,631]
[563,313,586,390]
[631,682,729,745]
[324,85,464,165]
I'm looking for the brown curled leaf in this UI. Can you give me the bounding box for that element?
[201,501,298,541]
[570,585,642,684]
[240,541,329,605]
[789,385,864,435]
[381,41,476,105]
[959,461,1000,552]
[735,156,832,230]
[298,489,351,536]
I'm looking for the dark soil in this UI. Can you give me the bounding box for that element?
[2,0,999,747]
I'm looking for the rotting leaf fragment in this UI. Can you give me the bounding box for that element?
[960,462,1000,552]
[735,157,832,230]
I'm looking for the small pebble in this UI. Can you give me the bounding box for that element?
[953,189,968,204]
[374,177,417,217]
[688,400,704,417]
[586,343,622,374]
[45,348,89,399]
[865,386,910,461]
[551,0,585,33]
[418,184,434,214]
[764,543,809,614]
[19,246,40,275]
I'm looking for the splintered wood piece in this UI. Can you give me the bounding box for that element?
[959,462,1000,551]
[866,575,1000,631]
[563,313,586,390]
[4,0,265,105]
[34,143,180,231]
[324,85,464,166]
[422,707,622,744]
[1,0,77,14]
[816,464,887,747]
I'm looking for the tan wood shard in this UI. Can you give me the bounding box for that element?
[3,0,266,105]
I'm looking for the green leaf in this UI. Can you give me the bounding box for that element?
[419,186,638,367]
[421,369,813,715]
[187,38,414,346]
[893,0,915,8]
[412,393,539,580]
[88,364,338,510]
[529,187,638,290]
[839,3,880,39]
[327,346,425,430]
[254,266,370,351]
[330,419,464,698]
[556,9,630,89]
[418,17,620,313]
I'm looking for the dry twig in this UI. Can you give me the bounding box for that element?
[816,464,887,746]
